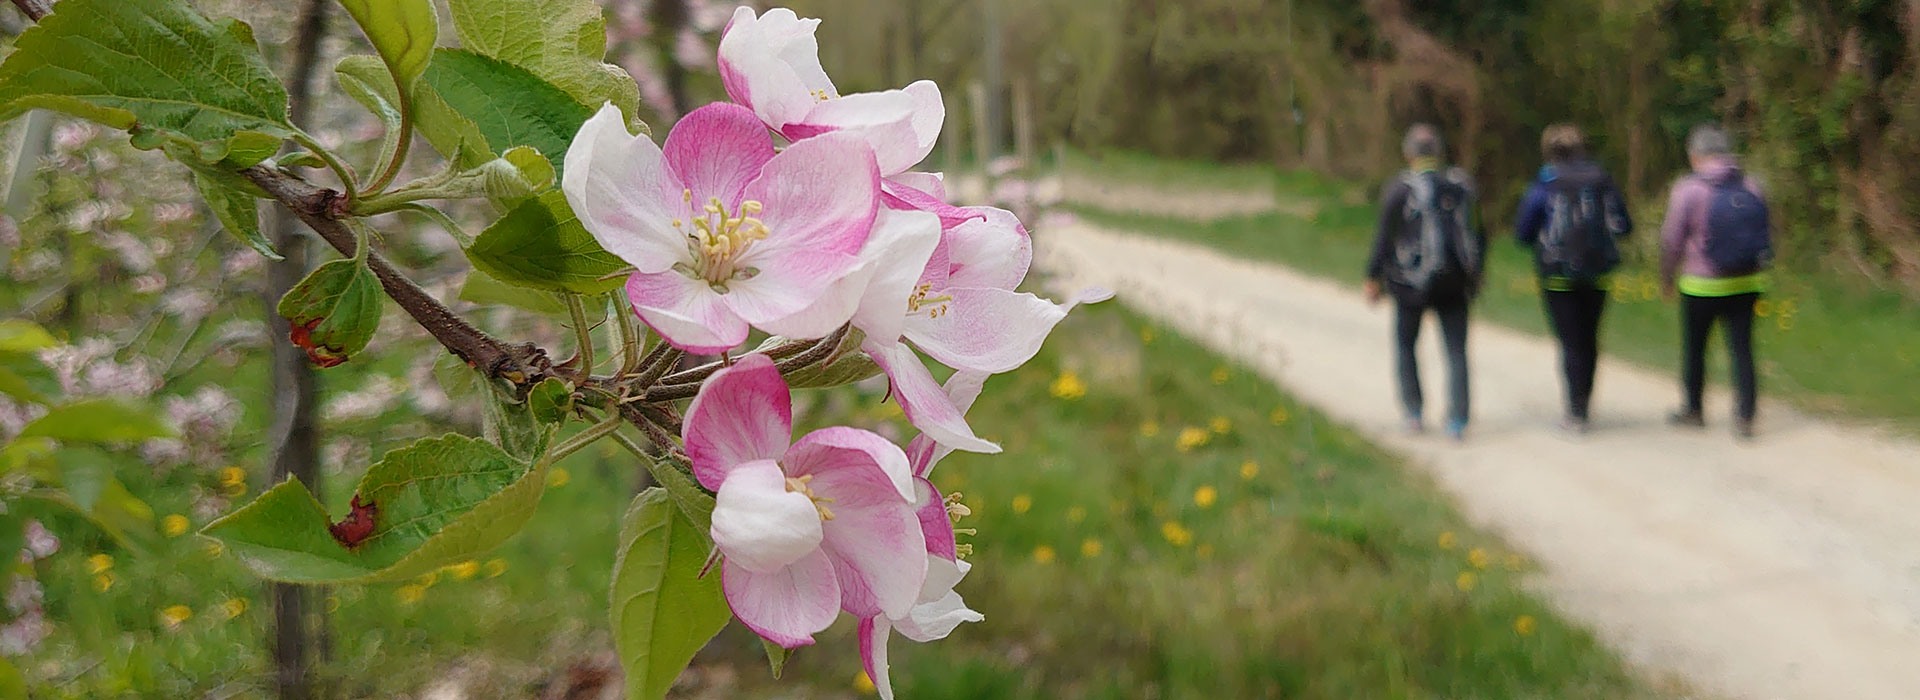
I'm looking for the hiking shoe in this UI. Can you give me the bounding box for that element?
[1402,417,1425,435]
[1560,416,1591,435]
[1667,409,1706,429]
[1444,418,1468,442]
[1733,418,1756,442]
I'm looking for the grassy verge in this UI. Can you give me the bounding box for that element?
[1063,157,1920,426]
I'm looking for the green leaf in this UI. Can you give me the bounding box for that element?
[468,191,627,295]
[644,457,715,534]
[203,434,550,583]
[336,56,406,183]
[277,258,384,367]
[0,655,28,700]
[458,270,569,315]
[191,170,279,261]
[414,49,594,171]
[336,0,438,91]
[776,330,883,389]
[610,488,730,700]
[446,0,646,134]
[762,638,793,679]
[0,0,292,154]
[0,367,45,405]
[0,320,56,355]
[17,399,175,443]
[484,145,556,202]
[527,377,574,424]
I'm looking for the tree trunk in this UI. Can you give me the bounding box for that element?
[264,1,330,697]
[648,0,689,119]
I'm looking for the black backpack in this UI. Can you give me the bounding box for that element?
[1702,172,1772,274]
[1393,169,1479,301]
[1536,164,1624,281]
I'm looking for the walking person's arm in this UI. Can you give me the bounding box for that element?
[1514,184,1549,247]
[1658,179,1697,299]
[1604,175,1634,238]
[1365,180,1407,305]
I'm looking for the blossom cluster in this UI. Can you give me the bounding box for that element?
[559,7,1106,696]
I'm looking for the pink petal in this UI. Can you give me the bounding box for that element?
[710,459,824,573]
[663,103,775,209]
[786,427,924,618]
[905,372,988,477]
[722,548,840,649]
[889,172,946,201]
[757,208,941,343]
[903,288,1063,375]
[914,478,956,560]
[882,177,981,230]
[721,249,861,330]
[746,132,880,260]
[867,341,1000,454]
[682,354,791,490]
[626,270,750,355]
[944,206,1032,291]
[718,7,833,130]
[894,556,983,642]
[786,81,942,176]
[561,104,690,274]
[860,616,898,700]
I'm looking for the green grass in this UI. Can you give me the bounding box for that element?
[1063,155,1920,427]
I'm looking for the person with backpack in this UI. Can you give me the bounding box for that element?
[1365,124,1486,441]
[1659,124,1772,440]
[1515,124,1633,434]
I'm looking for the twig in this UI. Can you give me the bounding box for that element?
[565,293,594,376]
[9,0,47,21]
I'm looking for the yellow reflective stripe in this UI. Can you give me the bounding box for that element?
[1542,274,1611,292]
[1677,273,1768,297]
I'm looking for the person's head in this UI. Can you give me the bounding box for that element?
[1402,123,1444,165]
[1687,124,1733,170]
[1541,123,1585,164]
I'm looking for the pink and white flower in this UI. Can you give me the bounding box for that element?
[686,354,928,648]
[562,102,881,353]
[719,7,943,176]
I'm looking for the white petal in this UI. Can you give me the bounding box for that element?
[711,459,824,574]
[561,104,690,274]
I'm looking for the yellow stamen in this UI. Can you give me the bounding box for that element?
[784,474,837,522]
[907,283,955,319]
[675,195,773,289]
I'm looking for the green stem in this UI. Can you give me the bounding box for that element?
[565,293,595,375]
[545,414,623,465]
[290,130,358,201]
[390,203,472,247]
[362,88,414,195]
[614,291,643,374]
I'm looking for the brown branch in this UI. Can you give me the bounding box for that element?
[241,165,555,388]
[9,0,48,22]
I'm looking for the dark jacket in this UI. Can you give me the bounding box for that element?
[1514,160,1633,284]
[1366,165,1487,304]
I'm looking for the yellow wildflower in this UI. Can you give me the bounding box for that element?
[854,670,877,695]
[416,570,441,588]
[1208,416,1231,435]
[92,573,113,592]
[324,596,341,613]
[1240,461,1260,480]
[1049,371,1087,400]
[221,598,249,620]
[1160,521,1193,547]
[1468,548,1490,569]
[1010,494,1032,515]
[159,605,192,627]
[1505,553,1524,571]
[484,558,509,578]
[1270,406,1290,425]
[1066,506,1087,523]
[1456,571,1478,592]
[1437,531,1458,551]
[1514,615,1538,636]
[1754,299,1773,317]
[447,561,480,580]
[395,584,427,605]
[1081,539,1103,558]
[1209,366,1230,385]
[1032,545,1056,564]
[202,540,226,558]
[1139,327,1156,344]
[87,553,113,574]
[1174,427,1211,452]
[1138,421,1161,438]
[1193,485,1218,509]
[547,467,571,488]
[161,514,191,538]
[218,466,246,485]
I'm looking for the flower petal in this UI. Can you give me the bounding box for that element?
[905,372,988,477]
[786,81,942,176]
[860,616,898,700]
[867,342,1000,454]
[663,102,775,208]
[944,206,1032,290]
[723,547,840,649]
[890,171,946,201]
[718,7,833,130]
[562,104,690,274]
[722,249,861,331]
[894,556,982,643]
[682,354,791,489]
[746,132,880,259]
[626,270,750,355]
[882,177,981,230]
[786,427,924,618]
[903,288,1062,375]
[711,459,824,573]
[756,208,940,343]
[914,478,956,560]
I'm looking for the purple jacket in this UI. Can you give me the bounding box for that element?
[1660,160,1766,282]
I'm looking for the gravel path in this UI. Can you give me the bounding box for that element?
[1037,220,1920,700]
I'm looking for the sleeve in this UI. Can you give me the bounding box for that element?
[1514,184,1548,246]
[1366,180,1405,282]
[1658,179,1694,284]
[1604,175,1634,238]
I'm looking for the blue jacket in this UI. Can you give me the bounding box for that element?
[1514,160,1633,283]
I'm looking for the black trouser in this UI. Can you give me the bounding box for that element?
[1543,287,1607,420]
[1681,292,1760,422]
[1394,295,1470,424]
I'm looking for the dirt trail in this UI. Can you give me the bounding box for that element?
[1036,220,1920,700]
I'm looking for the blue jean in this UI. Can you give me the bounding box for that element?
[1395,296,1471,424]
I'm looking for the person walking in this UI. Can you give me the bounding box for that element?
[1515,124,1633,434]
[1659,124,1773,440]
[1365,124,1486,441]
